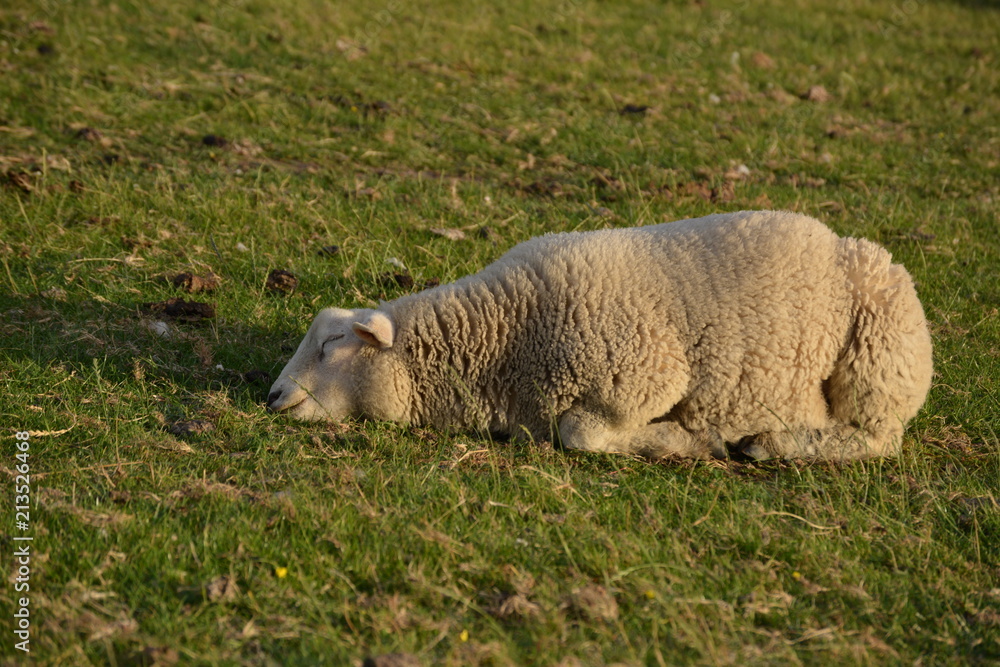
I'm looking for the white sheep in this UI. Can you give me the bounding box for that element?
[267,210,933,460]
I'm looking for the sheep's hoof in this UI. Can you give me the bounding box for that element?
[707,431,728,459]
[739,443,772,460]
[734,434,775,460]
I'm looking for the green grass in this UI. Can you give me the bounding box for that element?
[1,0,999,664]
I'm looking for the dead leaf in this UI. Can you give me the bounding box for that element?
[167,420,215,436]
[724,164,751,180]
[564,585,618,622]
[363,654,421,667]
[230,138,262,157]
[155,439,194,455]
[335,37,367,60]
[489,592,541,619]
[0,125,36,139]
[45,155,72,171]
[802,85,831,103]
[740,590,794,617]
[6,171,34,193]
[37,287,68,300]
[680,181,712,201]
[136,646,180,666]
[142,298,216,321]
[206,575,240,602]
[767,88,799,105]
[88,616,138,642]
[429,227,466,241]
[172,271,221,293]
[265,269,298,293]
[75,127,104,142]
[517,153,537,171]
[787,174,826,189]
[750,51,776,69]
[29,21,55,34]
[711,181,736,203]
[37,491,133,527]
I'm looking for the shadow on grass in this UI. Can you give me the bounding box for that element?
[2,289,298,421]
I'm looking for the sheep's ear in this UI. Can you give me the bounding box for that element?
[352,311,394,349]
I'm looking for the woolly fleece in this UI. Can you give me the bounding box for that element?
[267,210,933,460]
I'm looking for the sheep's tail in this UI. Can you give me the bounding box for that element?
[824,238,934,454]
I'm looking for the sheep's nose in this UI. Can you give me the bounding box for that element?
[266,389,283,409]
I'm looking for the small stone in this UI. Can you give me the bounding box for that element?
[318,245,340,257]
[148,321,171,338]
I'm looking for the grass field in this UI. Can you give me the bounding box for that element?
[1,0,999,664]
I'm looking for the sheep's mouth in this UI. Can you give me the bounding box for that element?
[267,398,304,414]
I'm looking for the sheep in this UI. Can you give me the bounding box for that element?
[267,210,933,460]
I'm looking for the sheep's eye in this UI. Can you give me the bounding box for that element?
[321,334,344,351]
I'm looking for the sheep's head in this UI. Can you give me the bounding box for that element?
[266,308,411,422]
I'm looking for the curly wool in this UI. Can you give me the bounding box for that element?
[268,210,933,460]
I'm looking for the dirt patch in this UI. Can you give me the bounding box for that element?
[563,584,618,623]
[206,575,240,602]
[167,419,216,436]
[801,85,831,103]
[172,271,221,293]
[483,591,541,619]
[37,487,133,527]
[142,297,216,321]
[202,134,228,148]
[5,170,35,193]
[168,479,265,504]
[133,646,180,666]
[619,103,650,115]
[266,269,298,294]
[363,653,421,667]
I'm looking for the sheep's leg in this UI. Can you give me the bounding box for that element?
[558,408,725,460]
[738,423,903,460]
